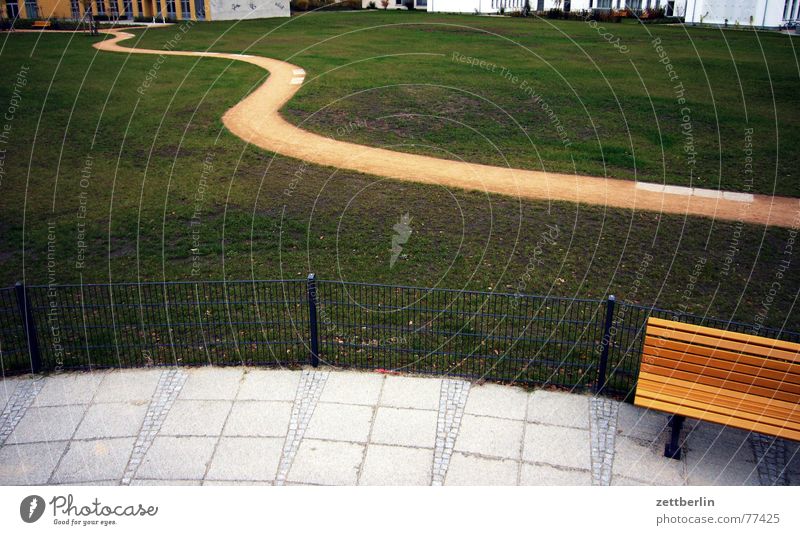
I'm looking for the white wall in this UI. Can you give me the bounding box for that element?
[683,0,798,26]
[209,0,290,19]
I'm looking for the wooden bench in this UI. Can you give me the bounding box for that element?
[634,317,800,459]
[32,21,51,29]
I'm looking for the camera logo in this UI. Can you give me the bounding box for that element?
[20,495,45,523]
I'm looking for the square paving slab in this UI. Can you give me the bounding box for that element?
[527,390,589,429]
[160,400,231,436]
[237,369,301,401]
[179,368,242,400]
[33,372,105,406]
[445,453,518,485]
[522,423,591,470]
[0,441,68,485]
[223,400,292,437]
[463,383,528,420]
[319,371,383,406]
[6,405,86,444]
[455,414,524,459]
[304,402,374,443]
[94,370,161,403]
[136,436,217,481]
[287,439,364,485]
[51,437,135,484]
[371,407,437,448]
[205,437,283,481]
[359,444,433,485]
[74,402,147,439]
[380,376,441,410]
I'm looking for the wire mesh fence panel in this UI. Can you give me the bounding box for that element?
[3,279,797,397]
[19,280,309,372]
[0,287,28,374]
[316,281,606,388]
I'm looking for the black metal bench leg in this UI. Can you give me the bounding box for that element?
[664,415,685,460]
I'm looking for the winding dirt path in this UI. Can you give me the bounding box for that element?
[91,28,799,228]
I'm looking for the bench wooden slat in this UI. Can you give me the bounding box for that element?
[635,388,800,432]
[634,396,800,442]
[636,376,800,422]
[648,317,800,354]
[638,371,800,413]
[647,325,799,363]
[640,363,800,404]
[635,318,800,449]
[641,352,800,394]
[642,342,800,383]
[643,335,798,374]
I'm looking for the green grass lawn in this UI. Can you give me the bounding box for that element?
[129,12,800,197]
[0,15,798,332]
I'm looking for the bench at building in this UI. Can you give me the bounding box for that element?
[634,317,800,459]
[32,21,51,29]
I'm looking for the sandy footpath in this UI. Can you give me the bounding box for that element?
[73,27,792,228]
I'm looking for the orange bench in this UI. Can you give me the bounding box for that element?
[32,21,51,29]
[634,317,800,459]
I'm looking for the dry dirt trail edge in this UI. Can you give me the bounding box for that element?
[94,28,799,228]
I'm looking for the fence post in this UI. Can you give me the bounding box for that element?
[596,295,616,395]
[14,282,42,374]
[306,274,319,368]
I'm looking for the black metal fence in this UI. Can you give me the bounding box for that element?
[1,275,798,399]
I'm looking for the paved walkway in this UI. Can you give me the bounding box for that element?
[87,28,798,228]
[0,368,796,486]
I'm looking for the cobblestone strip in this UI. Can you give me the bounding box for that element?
[589,397,619,486]
[749,433,789,486]
[0,378,45,447]
[274,369,329,486]
[431,379,470,486]
[121,368,188,485]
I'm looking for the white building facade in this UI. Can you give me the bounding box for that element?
[682,0,799,27]
[363,0,797,27]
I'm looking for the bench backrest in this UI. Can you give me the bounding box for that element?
[634,317,800,441]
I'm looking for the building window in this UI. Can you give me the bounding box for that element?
[166,0,176,18]
[136,0,143,16]
[626,0,641,10]
[596,0,612,9]
[6,0,20,18]
[109,0,118,17]
[416,0,426,6]
[24,0,39,17]
[181,0,190,18]
[194,0,204,19]
[71,0,81,17]
[95,0,106,15]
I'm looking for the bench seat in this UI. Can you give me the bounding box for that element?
[634,317,800,457]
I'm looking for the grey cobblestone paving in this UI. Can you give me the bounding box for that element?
[274,369,329,485]
[432,379,470,485]
[589,396,619,486]
[0,377,44,447]
[121,368,188,485]
[749,433,789,486]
